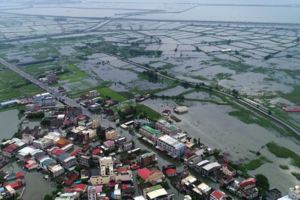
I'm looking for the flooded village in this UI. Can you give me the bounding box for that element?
[0,0,299,200]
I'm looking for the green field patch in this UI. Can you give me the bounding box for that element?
[209,58,252,73]
[117,102,161,121]
[135,104,161,121]
[59,64,88,83]
[98,87,126,101]
[0,65,42,101]
[190,75,208,81]
[240,156,272,171]
[228,109,273,129]
[24,63,61,78]
[266,142,300,168]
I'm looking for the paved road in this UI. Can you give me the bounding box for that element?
[0,58,94,118]
[85,19,112,32]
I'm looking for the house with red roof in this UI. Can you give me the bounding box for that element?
[137,168,164,185]
[210,190,227,200]
[2,144,19,158]
[165,167,177,177]
[66,184,87,193]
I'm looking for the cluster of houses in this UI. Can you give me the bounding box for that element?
[136,118,262,200]
[138,119,188,159]
[78,90,120,113]
[0,91,294,200]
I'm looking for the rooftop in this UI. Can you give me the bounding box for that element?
[157,119,180,132]
[147,188,168,199]
[158,135,185,149]
[202,162,221,171]
[18,146,36,157]
[141,126,161,137]
[211,190,226,200]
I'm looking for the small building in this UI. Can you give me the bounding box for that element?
[25,159,38,171]
[105,129,120,141]
[239,178,259,199]
[137,152,156,167]
[88,90,100,98]
[181,175,197,187]
[197,183,212,196]
[120,141,133,152]
[33,93,56,107]
[155,119,181,136]
[48,164,65,177]
[16,146,37,160]
[2,144,19,158]
[137,168,165,185]
[139,126,162,145]
[88,185,102,200]
[56,138,71,148]
[33,138,53,149]
[103,140,115,150]
[156,135,185,159]
[0,100,18,108]
[143,185,171,200]
[174,106,188,114]
[90,157,114,185]
[77,153,91,168]
[195,160,210,171]
[54,192,79,200]
[38,156,57,171]
[115,169,133,183]
[134,196,146,200]
[201,162,221,176]
[57,153,77,170]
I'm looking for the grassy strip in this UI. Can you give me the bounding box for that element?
[98,87,127,101]
[228,109,273,129]
[266,142,300,168]
[136,104,161,121]
[291,172,300,180]
[239,156,272,171]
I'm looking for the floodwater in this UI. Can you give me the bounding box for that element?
[3,0,300,24]
[131,6,300,24]
[0,109,20,141]
[141,98,300,192]
[0,110,55,200]
[3,162,55,200]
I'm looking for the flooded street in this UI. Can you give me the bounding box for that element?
[3,162,55,200]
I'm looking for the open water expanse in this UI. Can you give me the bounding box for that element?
[1,0,300,24]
